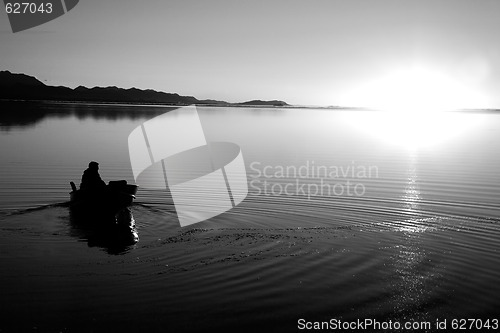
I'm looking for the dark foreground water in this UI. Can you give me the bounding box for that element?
[1,101,499,332]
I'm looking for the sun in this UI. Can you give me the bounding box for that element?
[340,65,488,148]
[349,65,485,112]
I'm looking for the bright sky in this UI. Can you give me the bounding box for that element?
[1,0,499,108]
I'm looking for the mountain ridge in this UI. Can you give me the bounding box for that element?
[0,70,289,107]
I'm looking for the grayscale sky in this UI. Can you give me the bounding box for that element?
[1,0,499,108]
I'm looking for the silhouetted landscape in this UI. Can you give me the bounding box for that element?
[0,71,288,107]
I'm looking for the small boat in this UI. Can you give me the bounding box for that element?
[69,180,138,219]
[69,180,140,250]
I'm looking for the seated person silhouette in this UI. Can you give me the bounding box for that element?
[80,161,106,190]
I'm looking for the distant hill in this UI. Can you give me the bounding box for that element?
[238,100,288,107]
[0,71,288,107]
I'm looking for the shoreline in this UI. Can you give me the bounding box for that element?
[1,99,499,112]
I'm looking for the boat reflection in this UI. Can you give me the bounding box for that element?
[68,206,139,255]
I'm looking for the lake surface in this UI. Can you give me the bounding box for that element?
[1,101,499,332]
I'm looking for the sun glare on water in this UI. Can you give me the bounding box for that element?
[342,66,487,148]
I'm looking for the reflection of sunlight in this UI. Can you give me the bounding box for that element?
[404,154,420,213]
[389,155,432,317]
[399,154,429,233]
[342,106,484,149]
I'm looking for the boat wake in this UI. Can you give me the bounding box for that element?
[0,201,71,218]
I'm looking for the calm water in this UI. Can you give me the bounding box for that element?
[1,101,499,332]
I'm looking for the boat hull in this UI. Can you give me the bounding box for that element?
[69,182,138,219]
